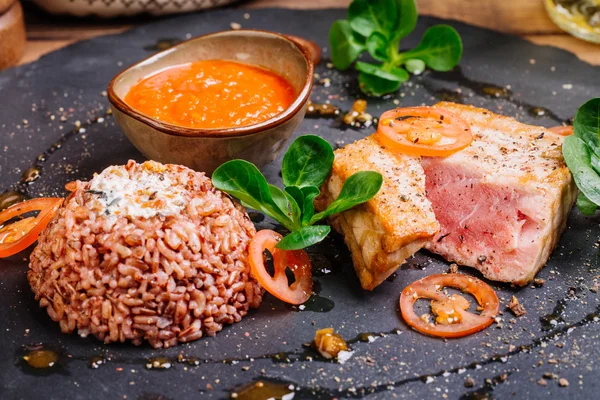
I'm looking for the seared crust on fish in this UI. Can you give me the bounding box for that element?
[316,136,439,290]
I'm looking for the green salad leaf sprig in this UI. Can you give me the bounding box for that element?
[212,135,383,250]
[562,98,600,215]
[329,0,463,96]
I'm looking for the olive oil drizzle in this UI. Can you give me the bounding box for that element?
[227,306,599,399]
[13,307,600,398]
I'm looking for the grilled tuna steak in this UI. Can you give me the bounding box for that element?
[317,136,439,290]
[423,102,577,285]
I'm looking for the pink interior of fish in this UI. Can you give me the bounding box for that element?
[422,159,547,284]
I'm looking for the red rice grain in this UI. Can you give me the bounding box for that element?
[28,160,263,348]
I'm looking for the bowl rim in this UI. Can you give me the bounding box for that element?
[107,29,314,138]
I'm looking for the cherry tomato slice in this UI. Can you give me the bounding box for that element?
[0,198,63,258]
[399,274,499,338]
[248,229,313,305]
[548,125,573,136]
[376,107,473,157]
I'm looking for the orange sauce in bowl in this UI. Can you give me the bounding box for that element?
[124,60,296,130]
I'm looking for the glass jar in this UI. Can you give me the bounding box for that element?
[545,0,600,43]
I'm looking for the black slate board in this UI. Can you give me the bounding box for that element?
[1,7,600,400]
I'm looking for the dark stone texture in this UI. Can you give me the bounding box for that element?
[0,7,599,400]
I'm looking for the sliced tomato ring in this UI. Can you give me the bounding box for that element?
[0,198,63,258]
[248,229,313,305]
[376,107,473,157]
[548,125,573,136]
[399,274,499,338]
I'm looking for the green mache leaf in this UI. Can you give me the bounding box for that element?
[212,160,294,230]
[366,32,390,62]
[276,225,331,250]
[284,186,305,211]
[348,0,397,39]
[591,152,600,176]
[573,98,600,153]
[310,171,383,224]
[329,20,366,71]
[399,25,463,72]
[284,186,305,226]
[300,186,320,226]
[269,184,291,216]
[392,0,418,41]
[283,189,302,229]
[562,135,600,207]
[358,72,402,97]
[356,61,408,96]
[405,58,425,75]
[577,192,597,215]
[282,135,334,189]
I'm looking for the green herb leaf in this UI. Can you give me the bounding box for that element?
[283,186,304,227]
[276,225,331,250]
[573,98,600,152]
[577,192,597,215]
[310,171,383,224]
[356,61,408,96]
[398,25,462,72]
[562,135,600,206]
[269,184,291,215]
[348,0,397,39]
[301,186,321,226]
[392,0,418,41]
[282,135,334,188]
[212,160,294,230]
[366,32,390,62]
[329,20,366,70]
[358,72,402,96]
[214,136,382,251]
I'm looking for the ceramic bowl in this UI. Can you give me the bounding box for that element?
[31,0,239,17]
[108,30,314,174]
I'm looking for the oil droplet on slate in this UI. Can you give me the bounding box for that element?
[17,343,64,375]
[90,354,107,369]
[357,332,377,342]
[528,107,547,117]
[299,295,334,313]
[0,191,28,211]
[480,86,509,98]
[177,354,202,366]
[231,380,295,400]
[539,298,567,330]
[21,167,41,184]
[146,356,173,370]
[433,88,464,104]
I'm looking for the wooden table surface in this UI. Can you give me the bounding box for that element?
[19,0,600,66]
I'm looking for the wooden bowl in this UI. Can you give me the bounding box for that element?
[0,0,25,71]
[31,0,240,17]
[108,30,314,174]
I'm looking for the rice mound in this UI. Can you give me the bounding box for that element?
[28,160,263,348]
